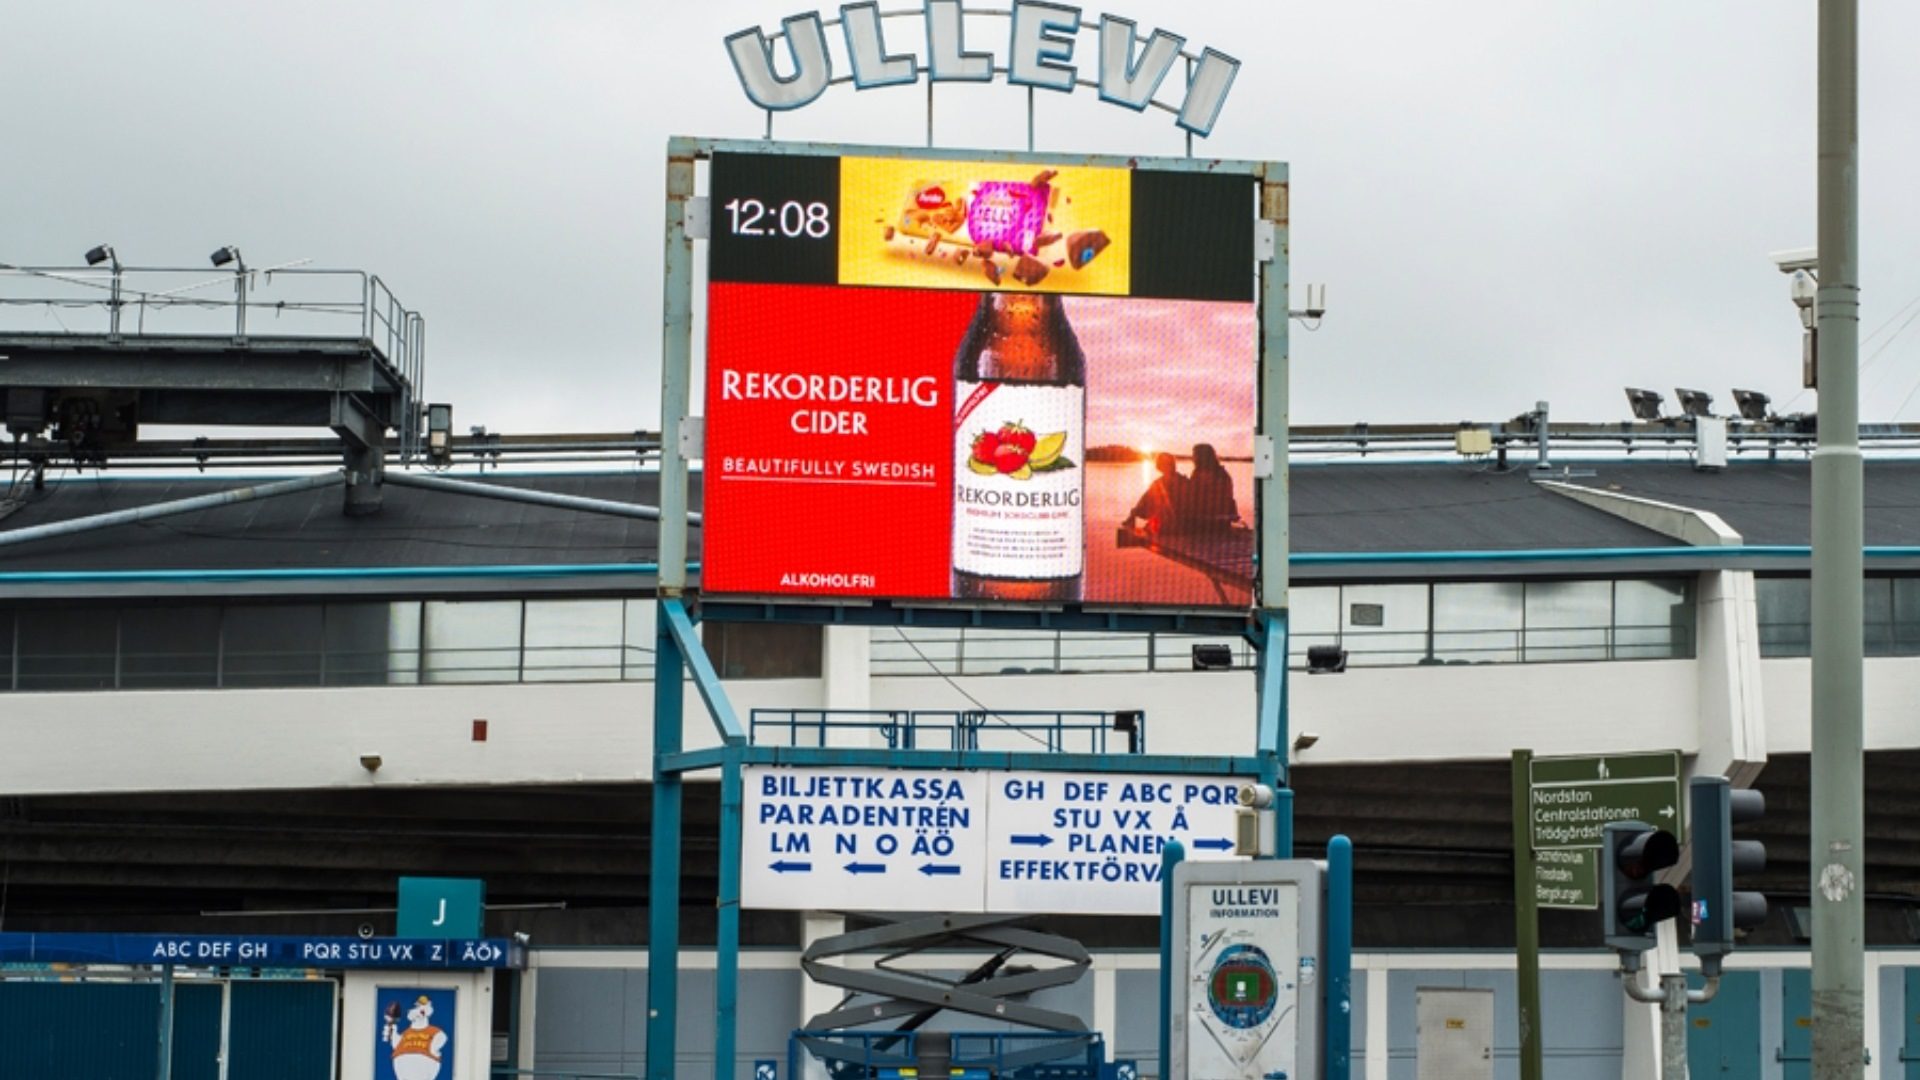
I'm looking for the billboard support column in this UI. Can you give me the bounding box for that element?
[715,746,744,1080]
[1255,166,1293,860]
[659,137,697,595]
[1257,168,1290,612]
[1253,609,1290,853]
[1157,838,1187,1078]
[647,601,686,1080]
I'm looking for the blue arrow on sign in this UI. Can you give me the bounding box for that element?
[768,860,812,874]
[1008,833,1054,847]
[843,862,886,875]
[1190,838,1235,852]
[919,864,962,876]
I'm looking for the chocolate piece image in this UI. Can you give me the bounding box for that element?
[1066,229,1110,268]
[1011,255,1049,286]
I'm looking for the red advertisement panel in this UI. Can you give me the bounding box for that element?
[703,283,976,598]
[703,285,1256,609]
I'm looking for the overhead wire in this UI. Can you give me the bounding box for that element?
[888,627,1055,750]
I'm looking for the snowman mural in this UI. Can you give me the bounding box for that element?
[382,993,451,1080]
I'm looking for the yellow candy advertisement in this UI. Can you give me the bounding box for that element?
[837,156,1132,296]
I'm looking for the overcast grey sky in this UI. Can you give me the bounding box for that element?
[7,2,1920,434]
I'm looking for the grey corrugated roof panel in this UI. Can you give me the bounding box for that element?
[1557,457,1920,547]
[1289,461,1682,553]
[7,458,1920,589]
[0,472,698,573]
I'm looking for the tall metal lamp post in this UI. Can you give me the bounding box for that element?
[1810,0,1865,1074]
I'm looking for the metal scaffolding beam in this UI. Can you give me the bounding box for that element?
[0,471,343,551]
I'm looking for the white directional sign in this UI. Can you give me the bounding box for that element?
[743,766,1253,914]
[986,771,1248,915]
[743,766,989,912]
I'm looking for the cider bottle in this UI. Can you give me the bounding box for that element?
[951,293,1086,601]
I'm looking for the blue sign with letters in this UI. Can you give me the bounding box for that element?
[0,932,522,970]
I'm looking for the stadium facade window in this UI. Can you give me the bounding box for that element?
[14,608,116,691]
[422,601,524,683]
[16,572,1920,691]
[523,599,625,682]
[702,621,823,680]
[224,604,325,687]
[323,602,398,687]
[1522,580,1613,662]
[1431,582,1525,664]
[1613,579,1694,660]
[120,605,221,689]
[1757,575,1920,658]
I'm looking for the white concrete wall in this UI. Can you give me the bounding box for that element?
[871,660,1702,762]
[1,660,1709,796]
[1759,655,1920,754]
[0,677,814,795]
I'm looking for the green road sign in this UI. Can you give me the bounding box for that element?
[1534,847,1599,910]
[1527,751,1683,851]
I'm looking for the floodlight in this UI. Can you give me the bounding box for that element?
[1112,709,1142,754]
[1771,247,1818,274]
[1732,389,1771,422]
[1625,388,1664,421]
[1788,269,1818,307]
[426,402,454,459]
[1675,388,1714,418]
[1191,643,1234,671]
[84,244,116,268]
[1292,732,1320,751]
[210,245,240,268]
[1305,645,1347,674]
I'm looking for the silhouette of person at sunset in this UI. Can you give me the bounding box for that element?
[1185,443,1239,528]
[1126,452,1187,537]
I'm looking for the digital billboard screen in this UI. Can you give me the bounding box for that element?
[704,149,1258,610]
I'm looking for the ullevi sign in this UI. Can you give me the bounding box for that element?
[727,1,1240,136]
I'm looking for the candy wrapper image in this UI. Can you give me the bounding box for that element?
[838,156,1131,296]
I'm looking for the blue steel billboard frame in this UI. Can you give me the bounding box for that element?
[647,135,1333,1080]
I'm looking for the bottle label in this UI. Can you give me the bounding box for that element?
[952,380,1085,580]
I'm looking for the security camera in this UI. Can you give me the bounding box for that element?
[1770,247,1817,274]
[357,923,377,940]
[1237,784,1276,809]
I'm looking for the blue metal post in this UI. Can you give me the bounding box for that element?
[714,746,743,1080]
[1273,787,1294,860]
[1254,609,1292,856]
[1326,835,1354,1080]
[647,600,685,1080]
[155,963,174,1080]
[1159,838,1186,1078]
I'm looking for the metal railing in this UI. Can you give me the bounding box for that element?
[491,1060,641,1068]
[790,1029,1107,1078]
[750,708,1145,753]
[0,262,426,459]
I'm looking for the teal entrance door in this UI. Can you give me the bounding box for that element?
[228,979,338,1078]
[1780,968,1813,1078]
[1905,967,1920,1080]
[1688,969,1762,1076]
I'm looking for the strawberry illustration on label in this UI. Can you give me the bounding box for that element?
[965,421,1072,480]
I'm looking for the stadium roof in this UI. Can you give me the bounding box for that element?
[3,458,1919,599]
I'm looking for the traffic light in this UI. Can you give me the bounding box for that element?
[1689,776,1767,966]
[1601,821,1681,952]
